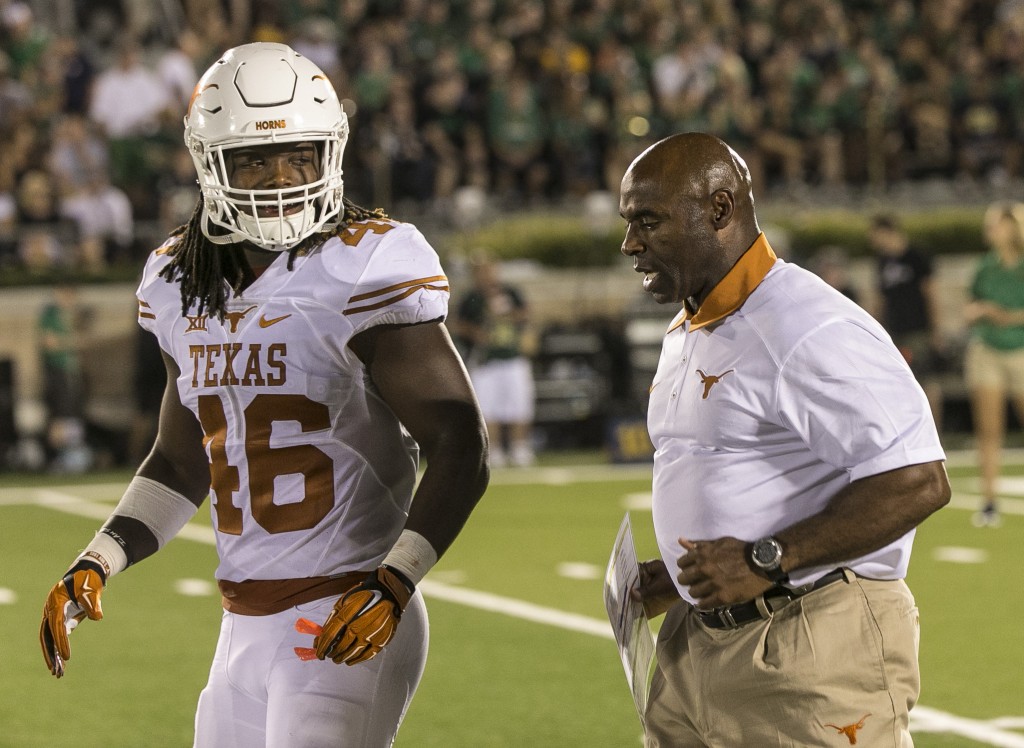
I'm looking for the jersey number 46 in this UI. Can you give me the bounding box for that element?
[198,393,334,534]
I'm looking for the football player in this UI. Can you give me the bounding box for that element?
[39,42,489,748]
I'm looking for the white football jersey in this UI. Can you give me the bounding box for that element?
[136,218,449,583]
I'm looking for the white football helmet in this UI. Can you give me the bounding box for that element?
[184,42,348,251]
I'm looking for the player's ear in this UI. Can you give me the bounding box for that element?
[710,189,734,229]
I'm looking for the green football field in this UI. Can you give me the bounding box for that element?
[1,451,1021,747]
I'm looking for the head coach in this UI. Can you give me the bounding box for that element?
[620,132,950,747]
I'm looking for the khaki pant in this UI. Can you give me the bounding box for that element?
[645,575,920,747]
[964,338,1024,395]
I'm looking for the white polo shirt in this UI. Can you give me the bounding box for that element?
[648,234,945,602]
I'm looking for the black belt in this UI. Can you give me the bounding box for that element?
[696,568,850,630]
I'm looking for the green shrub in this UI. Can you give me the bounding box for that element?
[765,207,987,259]
[0,262,142,288]
[450,206,988,268]
[454,212,622,268]
[0,207,991,285]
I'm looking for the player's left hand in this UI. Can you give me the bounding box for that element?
[312,566,414,666]
[39,560,107,678]
[676,536,773,609]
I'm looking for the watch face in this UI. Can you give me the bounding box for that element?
[753,538,781,568]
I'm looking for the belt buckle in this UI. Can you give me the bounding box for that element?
[712,606,740,630]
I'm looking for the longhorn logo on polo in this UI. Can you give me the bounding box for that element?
[696,369,734,399]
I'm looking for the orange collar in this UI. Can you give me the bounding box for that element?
[668,233,777,333]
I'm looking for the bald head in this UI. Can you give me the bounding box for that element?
[627,133,755,219]
[618,132,763,307]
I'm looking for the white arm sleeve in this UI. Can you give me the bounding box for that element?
[76,476,200,579]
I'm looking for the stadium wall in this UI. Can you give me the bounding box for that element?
[0,253,980,443]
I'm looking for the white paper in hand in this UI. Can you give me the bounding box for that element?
[603,512,656,728]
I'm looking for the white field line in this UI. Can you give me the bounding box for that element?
[417,578,614,639]
[948,494,1024,515]
[20,488,614,636]
[26,488,223,544]
[910,707,1024,748]
[12,487,1024,746]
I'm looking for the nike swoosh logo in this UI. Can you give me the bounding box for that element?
[258,313,292,328]
[356,589,385,617]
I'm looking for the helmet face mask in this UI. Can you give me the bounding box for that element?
[184,43,348,251]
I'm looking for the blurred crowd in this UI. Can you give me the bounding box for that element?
[3,0,1024,275]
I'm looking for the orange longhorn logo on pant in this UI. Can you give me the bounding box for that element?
[696,369,734,399]
[824,714,871,744]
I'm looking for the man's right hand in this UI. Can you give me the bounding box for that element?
[40,561,106,678]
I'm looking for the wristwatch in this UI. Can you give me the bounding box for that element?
[749,536,788,583]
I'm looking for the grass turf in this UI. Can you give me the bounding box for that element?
[0,459,1020,747]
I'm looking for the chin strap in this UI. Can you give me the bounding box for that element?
[235,202,317,250]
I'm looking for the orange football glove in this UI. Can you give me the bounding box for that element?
[40,561,106,678]
[313,566,414,666]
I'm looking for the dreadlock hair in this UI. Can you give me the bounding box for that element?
[159,196,390,321]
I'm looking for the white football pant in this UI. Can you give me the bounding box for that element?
[469,357,535,424]
[193,591,428,747]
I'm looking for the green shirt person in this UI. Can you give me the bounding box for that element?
[963,201,1024,527]
[968,249,1024,351]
